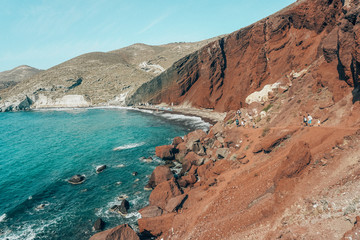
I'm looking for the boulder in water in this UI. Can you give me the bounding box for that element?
[132,171,138,176]
[93,218,105,231]
[68,174,85,184]
[96,165,107,174]
[110,199,130,216]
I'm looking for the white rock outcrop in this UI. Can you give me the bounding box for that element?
[32,94,90,108]
[245,82,280,105]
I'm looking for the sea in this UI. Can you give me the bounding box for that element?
[0,107,209,240]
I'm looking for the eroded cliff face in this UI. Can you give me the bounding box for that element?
[129,0,360,112]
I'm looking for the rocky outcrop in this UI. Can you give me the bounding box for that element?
[89,224,139,240]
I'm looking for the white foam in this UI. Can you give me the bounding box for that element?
[113,142,145,151]
[159,113,210,131]
[1,217,61,240]
[0,213,6,222]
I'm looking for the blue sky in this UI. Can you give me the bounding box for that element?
[0,0,295,72]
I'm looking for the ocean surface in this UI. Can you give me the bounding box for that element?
[0,108,209,240]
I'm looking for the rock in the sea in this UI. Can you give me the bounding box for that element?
[120,199,130,215]
[93,218,105,231]
[155,145,175,160]
[132,171,138,176]
[146,165,173,189]
[96,165,107,174]
[67,174,85,184]
[90,223,139,240]
[109,199,129,216]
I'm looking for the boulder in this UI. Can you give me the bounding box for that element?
[146,165,173,189]
[138,213,176,238]
[139,205,163,218]
[155,145,175,160]
[93,218,105,231]
[132,172,138,176]
[67,174,85,184]
[175,142,188,162]
[90,224,139,240]
[164,194,188,212]
[216,148,230,159]
[178,174,197,188]
[172,136,184,147]
[96,165,107,174]
[149,178,182,210]
[184,129,207,143]
[275,141,312,180]
[342,216,360,240]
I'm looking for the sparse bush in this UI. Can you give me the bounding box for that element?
[262,104,273,112]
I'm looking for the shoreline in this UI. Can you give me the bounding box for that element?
[29,104,224,126]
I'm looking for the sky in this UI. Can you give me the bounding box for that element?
[0,0,295,72]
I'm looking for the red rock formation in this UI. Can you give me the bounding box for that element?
[89,224,139,240]
[129,0,359,114]
[155,145,175,160]
[146,165,173,189]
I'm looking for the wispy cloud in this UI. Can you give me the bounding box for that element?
[138,11,172,34]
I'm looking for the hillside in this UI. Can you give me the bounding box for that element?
[0,65,42,90]
[128,0,360,127]
[0,38,221,111]
[89,0,360,239]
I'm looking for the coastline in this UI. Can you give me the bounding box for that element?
[30,104,225,126]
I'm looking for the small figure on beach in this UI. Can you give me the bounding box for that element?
[317,119,321,127]
[303,115,307,126]
[241,120,245,127]
[307,114,313,126]
[236,118,239,127]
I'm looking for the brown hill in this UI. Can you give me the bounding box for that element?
[0,65,42,90]
[0,38,221,111]
[128,0,360,123]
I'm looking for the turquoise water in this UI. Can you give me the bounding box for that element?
[0,108,208,240]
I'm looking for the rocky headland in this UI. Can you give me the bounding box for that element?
[1,0,360,239]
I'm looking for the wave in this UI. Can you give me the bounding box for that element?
[0,213,6,222]
[159,113,210,131]
[113,142,145,151]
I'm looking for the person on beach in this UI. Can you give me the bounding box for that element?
[241,120,245,127]
[317,119,321,127]
[236,118,239,127]
[307,114,313,126]
[303,115,307,126]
